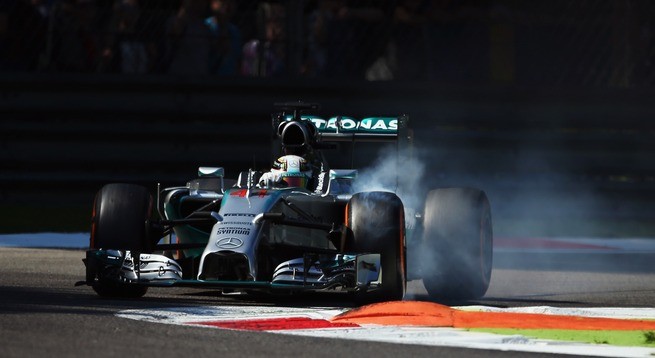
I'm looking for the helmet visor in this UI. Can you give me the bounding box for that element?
[281,173,308,188]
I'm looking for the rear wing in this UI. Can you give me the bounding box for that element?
[270,102,413,168]
[272,101,410,143]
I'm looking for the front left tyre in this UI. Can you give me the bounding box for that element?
[89,183,153,298]
[346,191,406,303]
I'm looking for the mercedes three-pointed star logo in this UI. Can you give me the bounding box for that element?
[216,237,244,249]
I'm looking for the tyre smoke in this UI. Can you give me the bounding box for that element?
[351,145,426,229]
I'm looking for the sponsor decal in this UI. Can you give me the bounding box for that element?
[216,227,251,236]
[230,189,269,198]
[216,237,244,249]
[314,171,326,194]
[312,117,397,132]
[283,115,398,133]
[223,213,257,217]
[218,221,253,226]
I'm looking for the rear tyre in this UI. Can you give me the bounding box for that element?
[421,188,493,300]
[347,192,406,303]
[90,183,153,298]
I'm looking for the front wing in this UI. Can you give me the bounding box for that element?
[82,249,383,294]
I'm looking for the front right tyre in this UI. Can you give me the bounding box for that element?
[89,183,153,298]
[420,187,493,300]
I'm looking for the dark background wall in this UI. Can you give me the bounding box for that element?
[1,0,654,236]
[2,73,654,237]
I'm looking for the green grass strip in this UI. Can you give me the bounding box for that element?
[468,328,655,347]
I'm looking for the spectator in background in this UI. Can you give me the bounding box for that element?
[241,2,285,77]
[303,0,332,77]
[205,0,241,76]
[0,6,5,70]
[99,0,148,73]
[129,0,179,74]
[426,0,491,83]
[0,0,47,72]
[392,0,430,80]
[31,0,51,17]
[164,0,212,75]
[306,0,387,79]
[50,0,99,72]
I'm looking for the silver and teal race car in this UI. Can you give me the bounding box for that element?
[80,102,493,303]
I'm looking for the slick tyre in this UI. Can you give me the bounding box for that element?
[347,192,406,303]
[90,183,153,298]
[421,188,493,300]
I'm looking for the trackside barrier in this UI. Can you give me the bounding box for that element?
[1,75,654,224]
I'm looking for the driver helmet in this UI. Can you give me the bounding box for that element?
[272,155,312,188]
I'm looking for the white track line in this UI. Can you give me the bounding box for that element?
[117,305,655,358]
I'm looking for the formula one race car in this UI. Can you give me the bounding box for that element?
[80,102,493,303]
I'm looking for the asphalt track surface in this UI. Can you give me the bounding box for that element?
[1,247,655,358]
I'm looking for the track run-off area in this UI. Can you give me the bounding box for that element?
[2,234,655,357]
